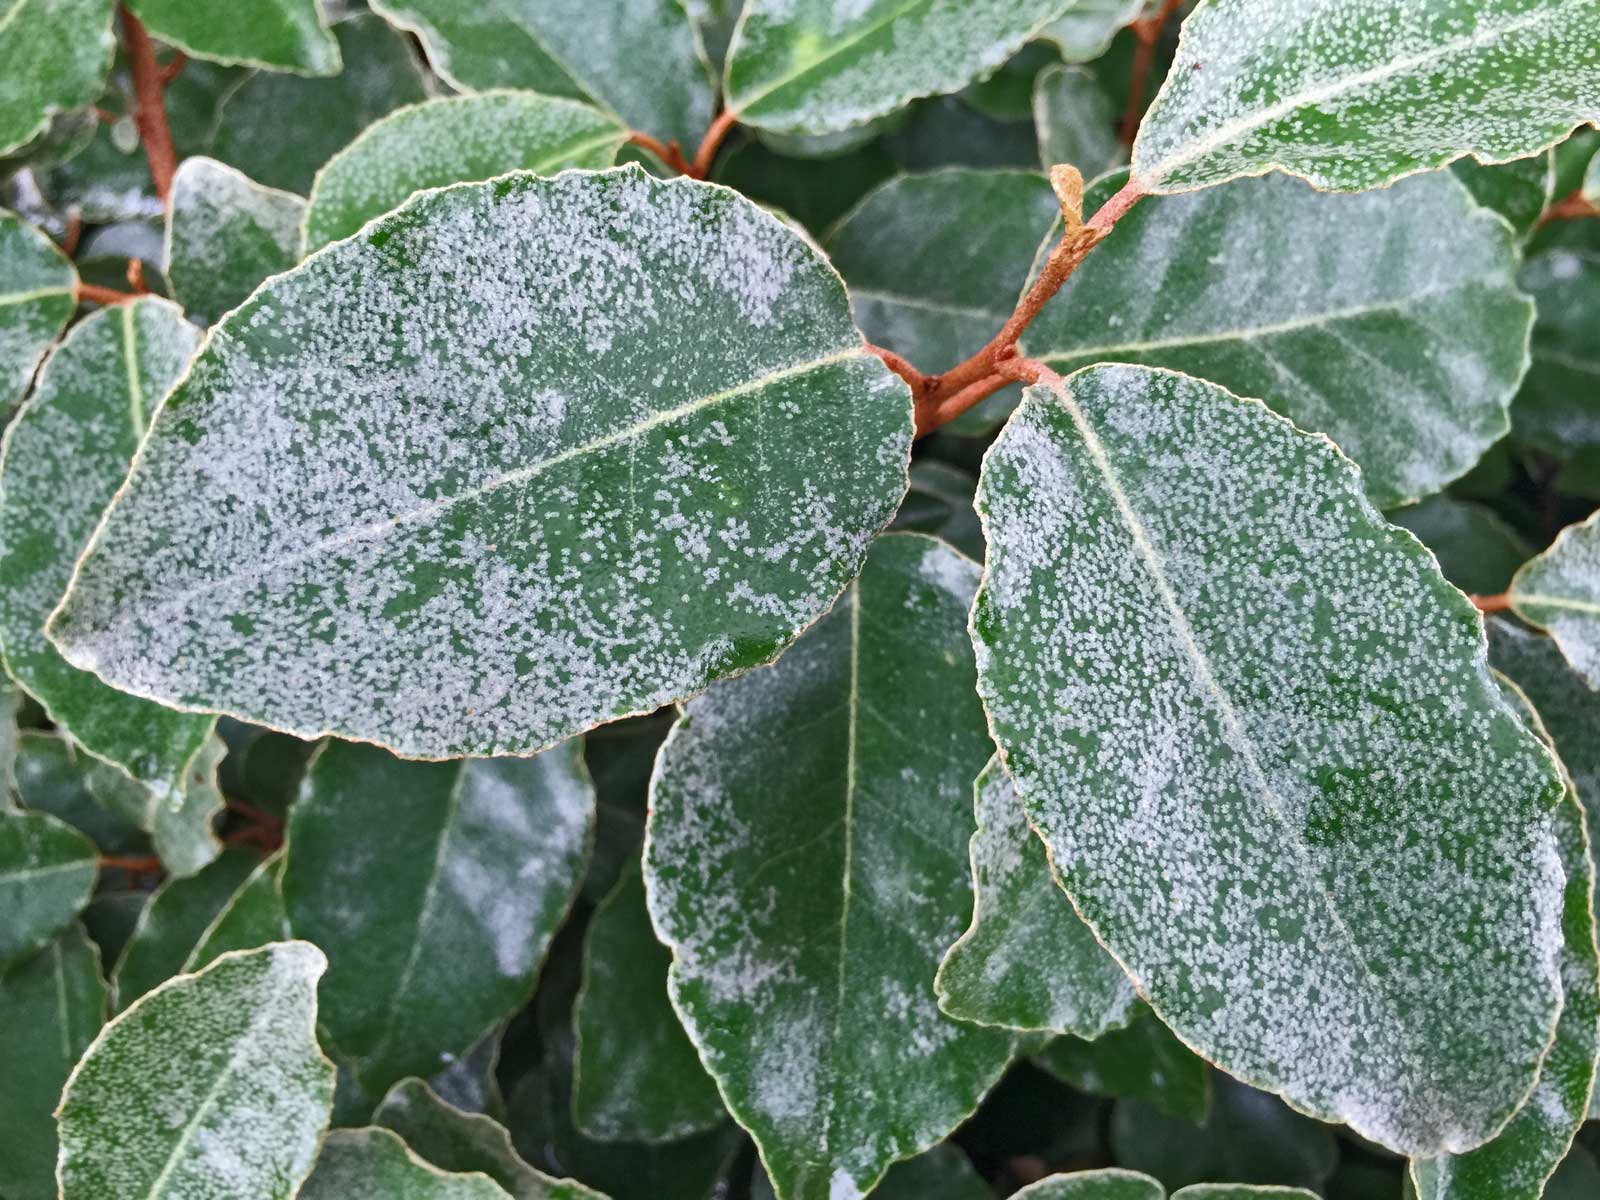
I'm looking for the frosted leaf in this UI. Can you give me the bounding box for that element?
[1034,65,1126,182]
[1021,170,1532,507]
[726,0,1071,136]
[0,809,97,968]
[84,734,228,879]
[573,862,725,1142]
[1510,511,1600,687]
[166,158,306,327]
[0,923,105,1200]
[1386,496,1531,598]
[44,168,911,759]
[57,941,335,1200]
[1036,0,1148,64]
[1586,151,1600,204]
[282,739,594,1095]
[374,1079,608,1200]
[368,0,713,150]
[1035,1005,1211,1124]
[1410,673,1600,1200]
[1133,0,1600,194]
[12,730,144,853]
[302,91,628,254]
[645,533,1013,1200]
[1169,1190,1320,1200]
[750,1143,991,1200]
[0,211,77,410]
[111,846,261,1011]
[0,678,19,808]
[124,0,340,74]
[936,755,1138,1036]
[1010,1170,1164,1200]
[972,364,1566,1156]
[1451,150,1555,240]
[182,849,289,973]
[0,298,217,798]
[301,1128,511,1200]
[1510,219,1600,457]
[0,0,115,156]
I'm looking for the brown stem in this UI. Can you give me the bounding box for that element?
[126,258,150,293]
[76,283,140,306]
[1119,0,1185,147]
[1540,189,1600,225]
[100,854,162,872]
[157,49,187,87]
[119,4,178,204]
[916,373,1010,437]
[627,130,693,176]
[59,213,83,257]
[867,343,930,393]
[1472,592,1513,614]
[689,109,738,180]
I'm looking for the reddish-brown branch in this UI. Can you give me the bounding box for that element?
[627,131,693,176]
[1119,0,1185,147]
[1540,189,1600,225]
[1472,592,1514,614]
[119,4,178,204]
[689,109,738,180]
[157,49,187,86]
[59,213,83,257]
[126,258,150,293]
[76,282,139,306]
[916,373,1010,436]
[100,854,162,872]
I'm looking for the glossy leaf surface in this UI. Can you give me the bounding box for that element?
[126,0,340,74]
[183,849,289,972]
[1036,1006,1211,1124]
[0,808,98,968]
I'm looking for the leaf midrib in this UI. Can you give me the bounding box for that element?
[1513,591,1600,617]
[822,579,862,1166]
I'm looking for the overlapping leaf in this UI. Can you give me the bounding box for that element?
[1512,220,1600,456]
[752,1143,991,1199]
[1133,0,1600,193]
[0,809,98,968]
[1037,0,1147,64]
[1021,169,1533,507]
[0,0,115,156]
[300,1128,513,1200]
[182,849,289,972]
[1034,65,1124,180]
[85,734,228,878]
[126,0,340,74]
[972,364,1565,1155]
[1036,1007,1211,1124]
[1452,152,1554,240]
[1388,496,1531,597]
[646,533,1013,1200]
[0,211,77,410]
[45,168,910,758]
[1510,511,1600,686]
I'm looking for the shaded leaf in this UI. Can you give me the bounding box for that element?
[1013,1172,1163,1199]
[1021,169,1533,507]
[83,733,228,878]
[1386,495,1532,597]
[580,712,672,904]
[283,739,594,1095]
[0,923,105,1200]
[1451,152,1555,240]
[126,0,340,74]
[429,1031,506,1121]
[45,167,911,758]
[0,297,217,797]
[80,889,146,969]
[753,1142,992,1199]
[937,755,1137,1036]
[885,96,1042,171]
[302,1128,512,1200]
[1133,1,1600,193]
[971,364,1565,1155]
[58,941,334,1200]
[0,808,97,968]
[375,1079,607,1200]
[1511,220,1600,456]
[182,848,289,972]
[1034,64,1125,179]
[368,0,712,150]
[646,533,1013,1200]
[15,731,144,852]
[1510,510,1600,685]
[890,461,984,562]
[303,91,628,254]
[165,157,306,326]
[713,135,898,234]
[1037,0,1147,64]
[0,0,115,156]
[1036,1005,1211,1124]
[0,209,76,410]
[1489,618,1600,827]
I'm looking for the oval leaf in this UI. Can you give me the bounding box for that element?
[1037,0,1147,64]
[1510,510,1600,687]
[0,0,115,156]
[1512,221,1600,456]
[57,941,334,1200]
[182,848,289,973]
[302,1128,511,1200]
[0,211,78,408]
[125,0,340,74]
[1012,1170,1165,1200]
[1133,0,1600,193]
[0,808,98,968]
[646,532,1013,1200]
[45,167,910,758]
[1034,65,1126,182]
[1036,1006,1212,1125]
[972,364,1565,1155]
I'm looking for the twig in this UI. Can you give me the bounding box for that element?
[157,49,187,87]
[627,131,693,176]
[915,373,1010,437]
[1540,189,1600,225]
[1120,0,1185,147]
[76,282,140,306]
[689,109,738,180]
[59,213,83,257]
[1471,592,1514,614]
[119,4,178,204]
[126,258,150,293]
[100,854,162,872]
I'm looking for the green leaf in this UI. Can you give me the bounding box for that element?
[210,15,430,193]
[182,848,289,972]
[1021,169,1533,507]
[374,1079,608,1200]
[936,755,1137,1036]
[1035,1006,1211,1124]
[0,923,105,1200]
[1132,1,1600,194]
[1585,151,1600,204]
[1511,221,1600,456]
[1451,152,1555,240]
[712,135,898,235]
[0,808,98,968]
[971,364,1566,1155]
[725,0,1071,136]
[1410,672,1600,1200]
[126,0,340,75]
[165,157,306,327]
[890,461,985,563]
[1170,1190,1320,1200]
[302,91,629,254]
[111,844,260,1010]
[1034,65,1125,179]
[885,96,1042,172]
[1510,511,1600,686]
[0,677,19,806]
[753,1142,992,1200]
[0,0,115,156]
[301,1127,513,1200]
[368,0,713,150]
[14,731,144,853]
[574,862,724,1142]
[84,733,228,878]
[45,167,911,758]
[1011,1170,1164,1200]
[1386,495,1532,598]
[1490,618,1600,828]
[58,941,334,1200]
[646,533,1013,1200]
[1037,0,1146,64]
[282,739,594,1095]
[0,297,218,797]
[0,210,77,409]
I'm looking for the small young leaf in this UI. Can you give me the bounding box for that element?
[972,364,1565,1156]
[301,1128,512,1200]
[368,0,713,150]
[1020,170,1533,507]
[1510,511,1600,686]
[936,755,1137,1036]
[0,211,77,410]
[0,297,217,797]
[0,808,98,968]
[1011,1170,1164,1200]
[646,533,1014,1200]
[1133,0,1600,194]
[1034,65,1125,181]
[302,91,629,254]
[125,0,340,75]
[282,740,594,1095]
[573,862,724,1142]
[0,923,105,1200]
[1387,496,1532,598]
[374,1079,607,1200]
[1512,221,1600,457]
[1451,152,1555,240]
[45,168,911,759]
[1036,0,1147,64]
[57,941,335,1200]
[182,848,289,972]
[165,157,306,326]
[725,0,1070,136]
[1035,1006,1212,1124]
[0,0,115,156]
